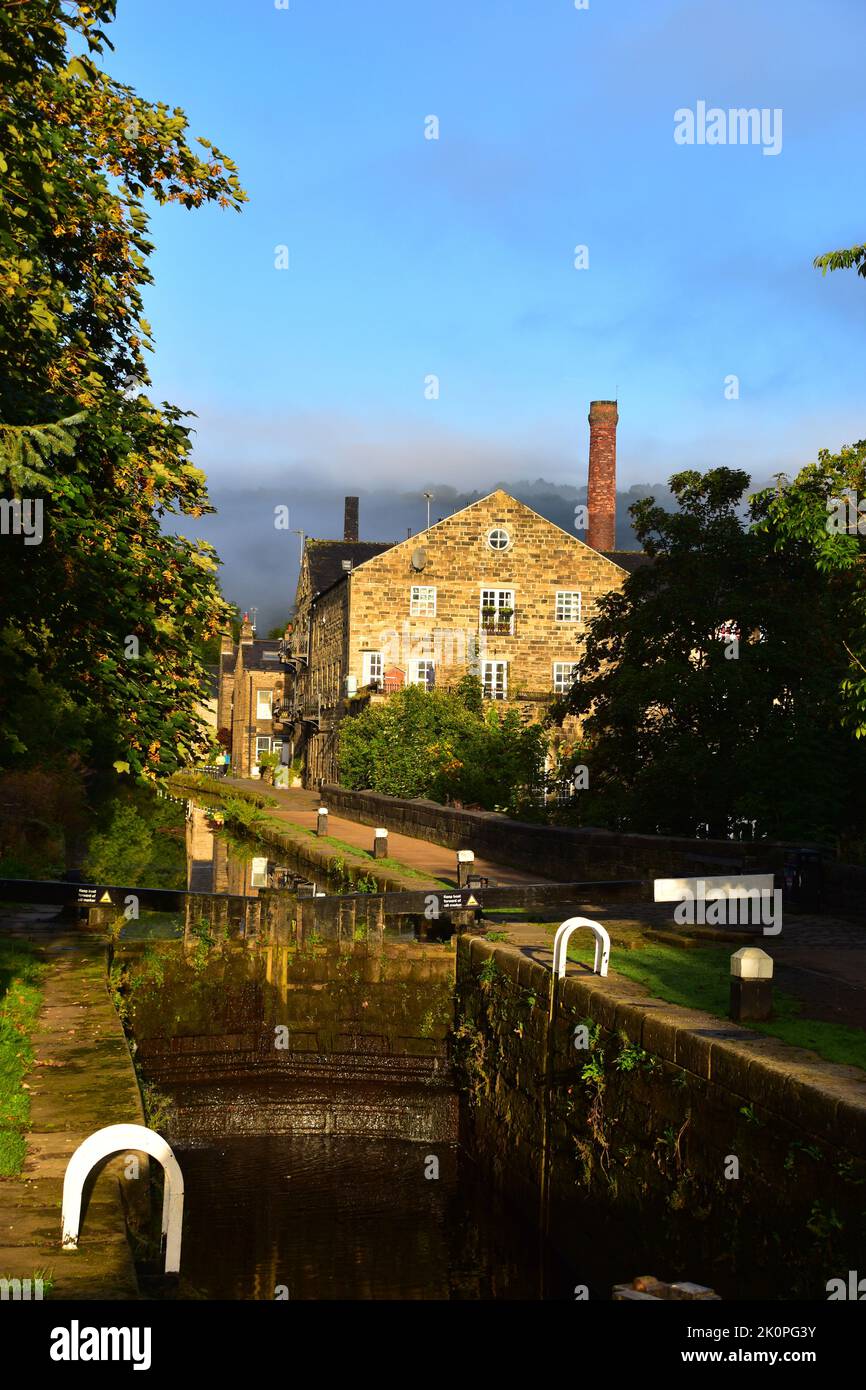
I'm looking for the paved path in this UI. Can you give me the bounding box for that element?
[225,779,552,888]
[765,914,866,1030]
[227,781,866,1030]
[0,907,144,1299]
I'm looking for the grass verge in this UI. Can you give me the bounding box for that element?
[561,935,866,1073]
[0,937,46,1176]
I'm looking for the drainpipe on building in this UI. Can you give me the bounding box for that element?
[248,673,254,779]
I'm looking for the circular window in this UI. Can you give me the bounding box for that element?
[486,527,510,551]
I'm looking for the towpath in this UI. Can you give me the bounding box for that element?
[0,906,143,1299]
[224,779,550,888]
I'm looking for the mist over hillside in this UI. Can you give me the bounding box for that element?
[178,473,767,633]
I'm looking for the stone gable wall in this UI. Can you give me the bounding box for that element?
[228,648,287,777]
[346,491,626,694]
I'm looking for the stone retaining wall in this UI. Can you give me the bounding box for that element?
[321,784,864,912]
[454,935,866,1299]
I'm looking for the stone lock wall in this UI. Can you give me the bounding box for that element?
[455,935,866,1299]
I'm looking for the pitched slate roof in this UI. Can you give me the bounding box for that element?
[602,550,653,574]
[240,639,283,671]
[305,540,394,595]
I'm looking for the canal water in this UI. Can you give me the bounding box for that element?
[112,796,575,1300]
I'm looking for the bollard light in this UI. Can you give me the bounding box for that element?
[729,946,773,1021]
[373,828,388,860]
[316,807,328,837]
[457,849,475,888]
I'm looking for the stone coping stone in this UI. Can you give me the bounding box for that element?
[460,935,866,1158]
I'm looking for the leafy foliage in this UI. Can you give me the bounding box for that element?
[0,761,88,877]
[338,679,547,814]
[555,467,866,843]
[83,784,186,888]
[0,0,246,776]
[814,243,866,280]
[752,442,866,740]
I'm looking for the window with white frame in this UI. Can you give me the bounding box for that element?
[482,660,508,700]
[555,590,581,623]
[553,661,580,694]
[250,857,269,889]
[362,651,383,686]
[480,588,515,633]
[255,735,271,757]
[410,585,437,617]
[256,689,273,719]
[486,527,510,551]
[408,659,435,690]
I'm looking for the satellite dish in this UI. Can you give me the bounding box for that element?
[411,547,427,571]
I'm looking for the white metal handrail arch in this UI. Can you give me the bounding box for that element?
[61,1123,184,1274]
[552,916,611,980]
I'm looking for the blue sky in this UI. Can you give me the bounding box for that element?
[102,0,866,554]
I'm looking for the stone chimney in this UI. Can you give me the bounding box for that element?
[240,612,254,644]
[587,400,618,552]
[220,627,234,655]
[344,496,359,543]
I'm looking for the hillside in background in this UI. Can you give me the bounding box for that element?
[181,475,699,631]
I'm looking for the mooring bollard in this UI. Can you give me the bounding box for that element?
[373,828,388,859]
[457,849,475,888]
[729,946,773,1021]
[316,806,328,837]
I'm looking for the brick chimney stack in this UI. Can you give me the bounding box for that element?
[587,400,618,552]
[344,496,359,543]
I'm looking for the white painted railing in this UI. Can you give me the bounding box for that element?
[61,1123,184,1274]
[552,916,611,980]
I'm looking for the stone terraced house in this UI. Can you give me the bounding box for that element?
[217,616,289,779]
[275,402,649,786]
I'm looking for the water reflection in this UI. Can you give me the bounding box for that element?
[119,800,572,1299]
[177,1134,570,1301]
[185,801,325,897]
[116,933,457,1144]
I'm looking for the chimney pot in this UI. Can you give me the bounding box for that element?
[587,400,618,552]
[344,496,359,543]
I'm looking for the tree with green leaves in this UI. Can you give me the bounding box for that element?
[752,440,866,741]
[0,0,246,778]
[815,242,866,280]
[339,680,547,815]
[555,467,866,845]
